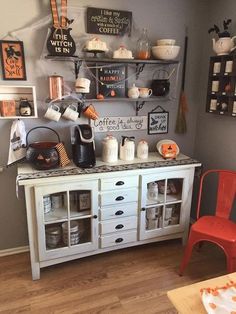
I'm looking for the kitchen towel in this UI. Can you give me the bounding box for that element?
[55,143,70,167]
[8,119,27,166]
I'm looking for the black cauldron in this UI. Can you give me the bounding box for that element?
[151,79,170,96]
[26,126,60,170]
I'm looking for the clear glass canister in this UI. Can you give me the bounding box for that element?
[136,28,151,60]
[46,226,61,248]
[148,182,159,201]
[62,221,80,246]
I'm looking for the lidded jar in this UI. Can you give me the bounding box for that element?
[148,182,159,201]
[136,28,151,60]
[137,140,149,159]
[102,135,118,163]
[119,136,135,161]
[19,98,32,116]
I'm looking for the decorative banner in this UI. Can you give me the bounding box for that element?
[0,40,26,80]
[96,64,127,98]
[91,116,147,132]
[87,7,132,36]
[148,111,169,134]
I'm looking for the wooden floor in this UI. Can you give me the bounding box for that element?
[0,239,227,314]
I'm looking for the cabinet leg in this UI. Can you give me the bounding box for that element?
[31,263,40,280]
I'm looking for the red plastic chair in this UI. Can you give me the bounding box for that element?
[179,169,236,275]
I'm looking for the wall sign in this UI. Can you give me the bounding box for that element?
[91,116,147,132]
[0,40,26,80]
[148,111,169,134]
[87,7,132,36]
[96,64,127,97]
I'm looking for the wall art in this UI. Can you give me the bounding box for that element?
[87,7,132,36]
[0,40,26,80]
[148,109,169,134]
[91,116,147,132]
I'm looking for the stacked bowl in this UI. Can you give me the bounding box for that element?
[152,39,180,60]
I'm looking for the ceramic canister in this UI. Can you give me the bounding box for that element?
[137,140,149,159]
[119,137,135,161]
[102,135,118,163]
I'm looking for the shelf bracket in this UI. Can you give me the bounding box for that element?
[135,101,145,116]
[136,64,145,80]
[74,60,82,79]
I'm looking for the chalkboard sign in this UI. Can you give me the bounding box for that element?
[87,7,132,36]
[96,64,127,98]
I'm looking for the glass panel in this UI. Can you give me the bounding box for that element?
[145,206,163,231]
[165,179,183,203]
[146,180,165,206]
[44,192,68,222]
[163,204,181,227]
[69,190,91,217]
[45,223,67,250]
[62,218,92,247]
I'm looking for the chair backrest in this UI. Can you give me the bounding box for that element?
[196,169,236,220]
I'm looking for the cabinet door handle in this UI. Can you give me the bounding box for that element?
[115,181,124,186]
[93,215,98,219]
[115,196,124,201]
[115,224,124,230]
[115,238,123,243]
[141,207,146,211]
[115,210,124,216]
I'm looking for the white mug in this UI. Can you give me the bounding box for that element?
[51,194,63,209]
[210,99,217,111]
[62,104,79,121]
[211,80,219,92]
[213,62,221,74]
[139,87,152,98]
[44,104,61,122]
[225,60,233,73]
[75,78,91,94]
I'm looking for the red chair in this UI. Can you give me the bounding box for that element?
[179,169,236,275]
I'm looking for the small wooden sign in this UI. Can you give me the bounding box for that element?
[47,27,76,57]
[96,64,127,98]
[91,116,147,133]
[0,40,26,80]
[87,7,132,36]
[148,111,169,134]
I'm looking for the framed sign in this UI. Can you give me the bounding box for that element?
[87,7,132,36]
[0,40,26,80]
[78,191,91,211]
[96,64,127,98]
[148,111,169,134]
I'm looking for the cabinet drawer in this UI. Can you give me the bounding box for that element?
[100,216,137,235]
[100,189,138,206]
[100,203,138,221]
[100,230,137,248]
[100,176,138,191]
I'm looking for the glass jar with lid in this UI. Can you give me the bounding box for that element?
[147,182,159,201]
[136,28,151,60]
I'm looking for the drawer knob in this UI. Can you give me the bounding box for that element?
[115,238,123,243]
[115,210,124,216]
[115,224,124,230]
[93,215,98,219]
[115,181,124,186]
[116,196,124,201]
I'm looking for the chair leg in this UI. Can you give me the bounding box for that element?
[179,240,195,276]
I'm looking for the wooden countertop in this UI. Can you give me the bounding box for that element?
[167,272,236,314]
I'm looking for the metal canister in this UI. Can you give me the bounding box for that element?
[49,75,64,100]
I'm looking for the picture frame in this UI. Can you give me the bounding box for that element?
[0,40,27,80]
[78,191,91,211]
[148,110,169,134]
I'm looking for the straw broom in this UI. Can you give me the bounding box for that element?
[175,29,188,134]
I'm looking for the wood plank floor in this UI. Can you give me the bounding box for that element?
[0,239,226,313]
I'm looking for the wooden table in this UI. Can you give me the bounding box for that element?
[167,272,236,314]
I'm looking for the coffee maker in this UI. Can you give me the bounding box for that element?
[71,124,96,168]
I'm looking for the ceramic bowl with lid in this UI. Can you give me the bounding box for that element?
[156,39,176,46]
[152,45,180,60]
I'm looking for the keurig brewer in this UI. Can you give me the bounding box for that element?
[71,124,96,168]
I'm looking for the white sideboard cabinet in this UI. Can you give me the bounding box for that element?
[18,154,200,280]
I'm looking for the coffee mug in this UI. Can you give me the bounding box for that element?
[139,87,152,98]
[75,78,91,94]
[51,194,63,209]
[44,104,61,122]
[62,104,79,121]
[83,104,99,120]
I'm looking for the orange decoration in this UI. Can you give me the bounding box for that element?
[110,90,116,97]
[96,93,104,100]
[209,303,217,309]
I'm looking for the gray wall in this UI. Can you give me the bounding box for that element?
[0,0,208,250]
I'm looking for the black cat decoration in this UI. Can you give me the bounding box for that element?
[47,0,76,57]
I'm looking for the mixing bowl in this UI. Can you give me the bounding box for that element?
[152,45,180,60]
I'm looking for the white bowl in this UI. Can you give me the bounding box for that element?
[157,39,176,46]
[152,45,180,60]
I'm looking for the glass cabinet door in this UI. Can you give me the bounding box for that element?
[140,170,191,240]
[35,181,98,261]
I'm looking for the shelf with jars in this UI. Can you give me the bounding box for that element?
[0,85,38,119]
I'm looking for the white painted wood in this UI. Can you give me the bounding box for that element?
[0,246,29,257]
[100,216,138,235]
[100,175,139,191]
[99,202,138,220]
[100,230,137,248]
[100,188,138,206]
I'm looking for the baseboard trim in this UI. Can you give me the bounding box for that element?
[0,246,29,257]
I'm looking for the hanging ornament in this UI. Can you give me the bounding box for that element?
[47,0,76,57]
